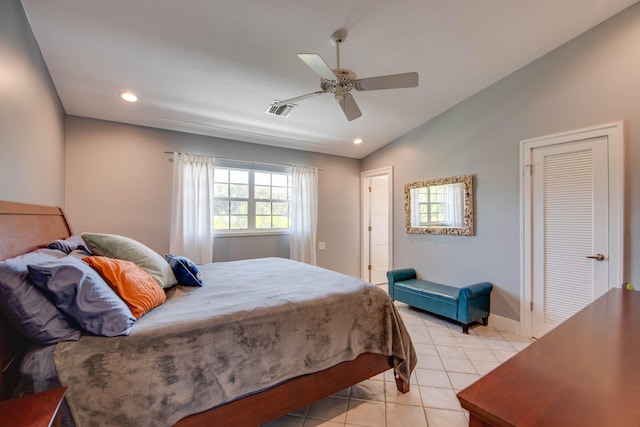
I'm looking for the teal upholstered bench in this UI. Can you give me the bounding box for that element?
[387,268,492,334]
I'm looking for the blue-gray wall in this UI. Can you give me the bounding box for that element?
[0,0,65,205]
[64,116,362,276]
[362,4,640,321]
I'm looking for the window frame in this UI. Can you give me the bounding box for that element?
[213,161,291,237]
[416,185,447,226]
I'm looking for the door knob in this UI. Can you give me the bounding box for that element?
[586,254,605,261]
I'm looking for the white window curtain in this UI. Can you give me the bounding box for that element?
[410,188,421,226]
[444,183,463,227]
[169,153,215,264]
[290,166,318,265]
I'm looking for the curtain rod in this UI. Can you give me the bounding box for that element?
[164,151,321,170]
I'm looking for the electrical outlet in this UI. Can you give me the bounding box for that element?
[318,242,326,250]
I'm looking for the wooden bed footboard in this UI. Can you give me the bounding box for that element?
[175,353,404,427]
[0,200,410,426]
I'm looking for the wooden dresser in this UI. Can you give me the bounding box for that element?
[457,288,640,426]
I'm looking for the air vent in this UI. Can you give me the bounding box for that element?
[266,102,295,117]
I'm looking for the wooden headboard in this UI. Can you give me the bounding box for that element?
[0,200,72,399]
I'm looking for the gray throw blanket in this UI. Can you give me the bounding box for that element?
[54,258,416,427]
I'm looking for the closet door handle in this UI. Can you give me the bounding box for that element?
[586,254,605,261]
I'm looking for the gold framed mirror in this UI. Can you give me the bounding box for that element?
[404,174,474,235]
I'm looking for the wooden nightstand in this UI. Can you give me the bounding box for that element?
[0,387,66,427]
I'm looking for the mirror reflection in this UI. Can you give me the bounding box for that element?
[404,174,473,235]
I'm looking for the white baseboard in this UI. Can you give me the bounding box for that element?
[488,314,521,335]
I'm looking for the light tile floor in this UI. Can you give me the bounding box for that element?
[263,301,532,427]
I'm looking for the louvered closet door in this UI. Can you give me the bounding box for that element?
[531,137,609,338]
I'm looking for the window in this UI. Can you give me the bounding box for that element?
[416,185,445,225]
[409,182,465,229]
[213,167,291,232]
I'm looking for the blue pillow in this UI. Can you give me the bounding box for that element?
[0,249,80,345]
[165,254,203,287]
[47,235,92,255]
[28,256,136,337]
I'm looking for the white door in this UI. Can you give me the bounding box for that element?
[521,123,623,338]
[361,167,393,284]
[369,175,389,284]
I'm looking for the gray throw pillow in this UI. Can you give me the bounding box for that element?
[0,249,80,344]
[28,256,136,337]
[82,232,177,289]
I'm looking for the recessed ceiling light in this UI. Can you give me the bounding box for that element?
[120,92,138,102]
[353,138,363,145]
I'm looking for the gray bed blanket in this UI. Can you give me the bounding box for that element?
[54,257,416,427]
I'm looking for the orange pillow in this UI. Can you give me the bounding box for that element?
[83,256,166,318]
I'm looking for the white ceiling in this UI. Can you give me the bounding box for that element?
[21,0,637,159]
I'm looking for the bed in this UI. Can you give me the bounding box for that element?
[0,200,416,427]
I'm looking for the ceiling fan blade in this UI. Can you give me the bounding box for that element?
[355,72,419,91]
[297,53,338,81]
[271,90,327,107]
[338,93,362,122]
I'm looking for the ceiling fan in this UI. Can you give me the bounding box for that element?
[269,29,419,121]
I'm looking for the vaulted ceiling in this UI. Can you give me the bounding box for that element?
[22,0,638,158]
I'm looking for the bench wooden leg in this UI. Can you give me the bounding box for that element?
[462,318,488,334]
